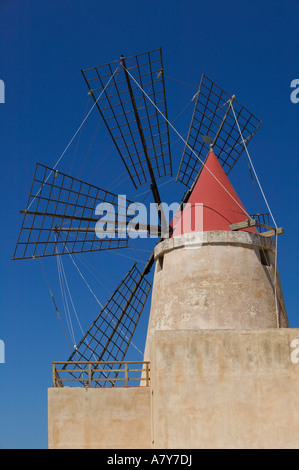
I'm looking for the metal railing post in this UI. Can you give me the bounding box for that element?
[145,362,149,387]
[52,363,56,387]
[88,363,92,387]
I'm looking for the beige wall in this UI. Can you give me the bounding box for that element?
[151,329,299,449]
[48,386,151,449]
[144,231,288,361]
[49,328,299,449]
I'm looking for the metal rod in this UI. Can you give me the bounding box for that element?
[20,209,98,223]
[120,54,168,232]
[159,47,173,177]
[180,95,236,207]
[212,96,235,146]
[80,67,138,188]
[88,363,92,387]
[21,210,161,236]
[57,224,161,236]
[176,73,204,182]
[226,119,262,175]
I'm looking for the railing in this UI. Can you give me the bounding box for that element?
[52,361,150,388]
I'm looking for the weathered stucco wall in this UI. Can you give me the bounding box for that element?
[151,329,299,449]
[144,232,288,361]
[48,386,151,449]
[48,328,299,449]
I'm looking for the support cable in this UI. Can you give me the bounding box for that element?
[60,241,144,357]
[122,66,252,219]
[56,254,76,347]
[26,64,121,212]
[69,93,91,175]
[122,67,280,327]
[230,102,280,328]
[38,257,73,351]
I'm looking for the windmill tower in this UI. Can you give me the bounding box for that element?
[13,49,299,449]
[143,146,288,361]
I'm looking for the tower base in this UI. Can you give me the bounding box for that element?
[48,328,299,449]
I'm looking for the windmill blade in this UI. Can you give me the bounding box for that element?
[12,163,141,260]
[63,259,153,386]
[176,74,262,189]
[81,47,172,189]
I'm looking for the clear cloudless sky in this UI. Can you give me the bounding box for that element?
[0,0,298,449]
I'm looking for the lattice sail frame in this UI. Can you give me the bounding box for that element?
[63,263,152,386]
[81,48,172,188]
[13,48,266,383]
[177,74,262,189]
[12,163,139,260]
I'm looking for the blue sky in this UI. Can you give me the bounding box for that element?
[0,0,298,449]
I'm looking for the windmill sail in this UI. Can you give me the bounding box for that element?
[176,74,262,189]
[12,163,140,260]
[81,48,172,188]
[63,262,152,386]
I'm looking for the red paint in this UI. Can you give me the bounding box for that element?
[172,151,257,235]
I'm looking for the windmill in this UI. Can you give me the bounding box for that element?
[13,48,284,386]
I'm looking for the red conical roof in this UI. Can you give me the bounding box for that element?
[172,150,257,236]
